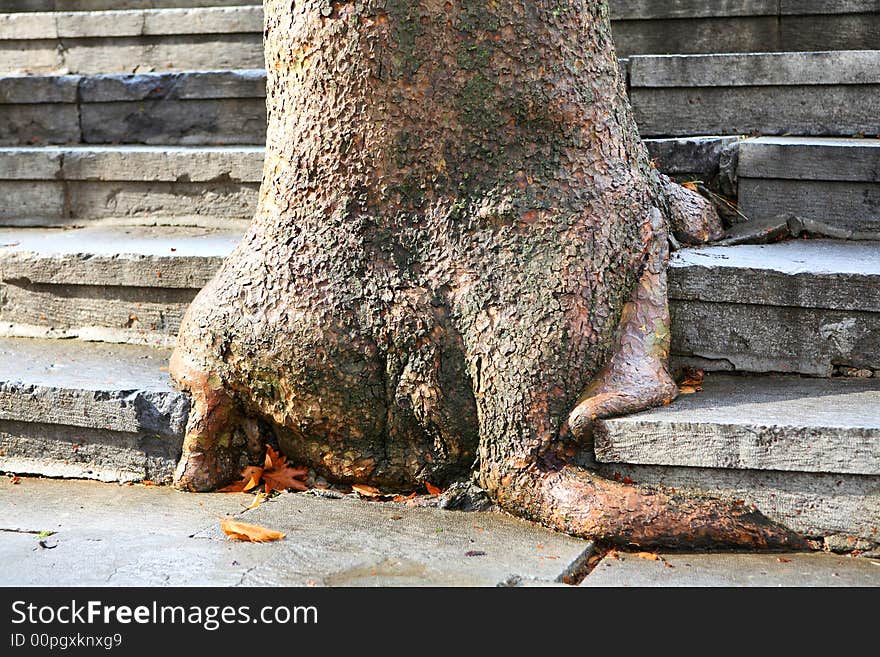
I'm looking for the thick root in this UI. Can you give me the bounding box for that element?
[170,352,244,492]
[498,464,807,550]
[567,209,677,440]
[659,174,724,245]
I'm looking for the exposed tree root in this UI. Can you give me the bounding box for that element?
[496,464,807,550]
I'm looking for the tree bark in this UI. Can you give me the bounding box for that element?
[171,0,804,550]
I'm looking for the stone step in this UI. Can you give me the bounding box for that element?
[3,2,876,77]
[737,137,880,240]
[669,239,880,376]
[6,51,877,147]
[0,70,267,146]
[0,336,186,483]
[610,0,880,57]
[596,374,880,476]
[594,373,880,542]
[0,145,261,227]
[0,6,263,75]
[0,225,239,345]
[630,50,880,137]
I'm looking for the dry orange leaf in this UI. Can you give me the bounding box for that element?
[220,518,285,543]
[352,484,382,498]
[424,482,442,495]
[392,492,417,502]
[634,551,662,561]
[219,466,264,493]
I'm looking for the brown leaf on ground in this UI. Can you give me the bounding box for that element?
[219,466,264,493]
[678,368,704,394]
[352,484,382,498]
[10,475,21,484]
[424,482,442,495]
[392,492,417,502]
[634,551,662,561]
[220,518,285,543]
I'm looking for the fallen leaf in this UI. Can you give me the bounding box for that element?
[141,480,157,486]
[634,552,662,561]
[678,368,704,394]
[352,484,382,498]
[246,492,267,510]
[392,492,417,502]
[262,467,309,493]
[10,475,21,485]
[425,482,442,495]
[219,466,264,493]
[777,557,792,564]
[622,476,634,485]
[220,518,285,543]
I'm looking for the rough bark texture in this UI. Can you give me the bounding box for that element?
[171,0,804,550]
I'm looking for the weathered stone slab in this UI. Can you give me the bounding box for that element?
[738,179,880,240]
[669,240,880,313]
[644,136,741,178]
[81,98,266,145]
[0,104,80,146]
[671,299,880,376]
[0,225,237,287]
[0,147,261,226]
[610,16,780,57]
[610,1,778,20]
[595,374,880,475]
[738,137,880,182]
[634,85,880,138]
[78,69,266,102]
[592,461,880,542]
[0,337,185,432]
[581,552,880,587]
[780,13,880,53]
[0,477,593,587]
[630,51,880,88]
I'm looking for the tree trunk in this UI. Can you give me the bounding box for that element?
[170,0,804,550]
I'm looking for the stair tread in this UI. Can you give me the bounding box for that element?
[0,224,240,259]
[0,336,173,392]
[596,373,880,475]
[672,239,880,277]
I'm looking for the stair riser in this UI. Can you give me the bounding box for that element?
[595,461,880,543]
[633,86,880,138]
[0,36,263,77]
[0,419,182,483]
[1,180,257,227]
[739,179,880,240]
[0,99,266,147]
[671,300,880,377]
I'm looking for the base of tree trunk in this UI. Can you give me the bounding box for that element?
[169,0,806,552]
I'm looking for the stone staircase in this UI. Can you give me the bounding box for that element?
[0,1,877,549]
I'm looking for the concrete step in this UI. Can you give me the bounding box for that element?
[596,374,880,476]
[737,137,880,240]
[0,6,263,75]
[0,336,186,482]
[0,140,710,226]
[0,70,266,146]
[4,2,875,77]
[0,225,239,345]
[594,373,880,543]
[610,0,880,57]
[0,145,260,227]
[669,239,880,376]
[630,50,880,137]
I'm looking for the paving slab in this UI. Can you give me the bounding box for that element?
[580,552,880,587]
[0,477,592,587]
